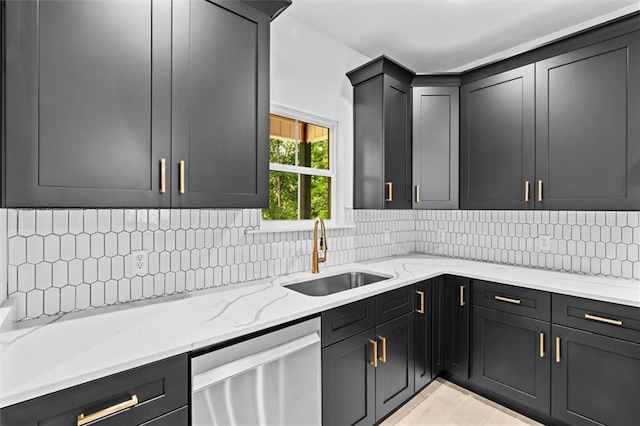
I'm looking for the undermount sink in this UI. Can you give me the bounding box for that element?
[284,271,391,296]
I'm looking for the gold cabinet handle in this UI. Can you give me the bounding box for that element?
[369,339,378,367]
[539,332,545,358]
[415,185,420,203]
[525,180,530,202]
[378,336,387,363]
[555,337,561,363]
[179,160,185,194]
[385,182,393,202]
[77,394,138,426]
[538,180,543,202]
[416,290,425,314]
[584,313,623,326]
[459,285,465,307]
[494,295,521,305]
[160,158,166,193]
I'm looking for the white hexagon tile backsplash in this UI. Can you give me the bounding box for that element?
[2,208,639,321]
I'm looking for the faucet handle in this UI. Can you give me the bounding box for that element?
[320,237,327,250]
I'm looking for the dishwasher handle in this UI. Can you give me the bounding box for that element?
[192,332,320,393]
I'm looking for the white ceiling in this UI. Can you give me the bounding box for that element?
[284,0,640,73]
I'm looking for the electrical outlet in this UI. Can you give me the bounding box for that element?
[383,229,391,243]
[131,250,148,276]
[437,229,446,243]
[537,235,551,253]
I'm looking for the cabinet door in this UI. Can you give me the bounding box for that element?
[375,313,415,421]
[431,275,445,378]
[552,325,640,426]
[414,280,433,391]
[460,65,535,210]
[322,330,376,426]
[536,32,640,210]
[412,86,459,209]
[172,0,269,208]
[383,75,412,209]
[4,0,171,207]
[444,276,470,379]
[472,307,551,414]
[353,76,384,209]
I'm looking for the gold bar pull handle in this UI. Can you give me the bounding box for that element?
[369,339,378,367]
[160,158,166,194]
[459,285,465,307]
[378,336,387,363]
[386,182,393,202]
[415,185,420,203]
[538,180,543,202]
[525,180,530,202]
[539,332,545,358]
[494,295,521,305]
[555,337,561,363]
[77,394,138,426]
[416,290,425,314]
[584,313,623,326]
[179,160,185,194]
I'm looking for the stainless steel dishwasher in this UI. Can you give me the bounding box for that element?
[191,317,321,426]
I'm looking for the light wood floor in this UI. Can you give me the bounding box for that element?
[381,378,543,426]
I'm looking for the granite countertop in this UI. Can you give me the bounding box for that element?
[1,254,639,408]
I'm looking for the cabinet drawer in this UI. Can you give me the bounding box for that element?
[473,280,550,321]
[322,297,376,347]
[376,286,415,324]
[0,355,188,426]
[552,294,640,344]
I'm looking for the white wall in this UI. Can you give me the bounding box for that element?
[270,14,371,220]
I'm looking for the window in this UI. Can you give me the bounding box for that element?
[263,110,335,222]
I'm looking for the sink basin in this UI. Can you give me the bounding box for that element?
[284,271,391,296]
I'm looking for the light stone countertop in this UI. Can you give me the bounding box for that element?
[1,254,639,409]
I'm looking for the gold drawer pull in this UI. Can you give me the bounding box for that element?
[77,394,138,426]
[160,158,166,193]
[179,160,185,194]
[369,339,378,367]
[378,336,387,363]
[524,180,530,202]
[494,295,521,305]
[386,182,393,202]
[417,290,425,314]
[584,313,623,326]
[459,285,465,307]
[538,180,543,202]
[555,337,561,363]
[539,332,545,358]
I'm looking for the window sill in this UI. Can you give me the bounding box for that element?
[245,224,356,235]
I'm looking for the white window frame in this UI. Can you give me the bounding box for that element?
[260,104,339,231]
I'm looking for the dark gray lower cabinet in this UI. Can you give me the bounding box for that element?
[414,279,433,391]
[322,329,377,426]
[0,355,188,426]
[552,325,640,426]
[375,313,415,421]
[431,276,445,378]
[443,276,471,380]
[472,307,551,414]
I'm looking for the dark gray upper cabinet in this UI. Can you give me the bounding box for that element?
[348,56,413,209]
[535,32,640,210]
[171,0,269,208]
[460,65,535,210]
[3,0,282,208]
[4,0,172,208]
[412,86,459,209]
